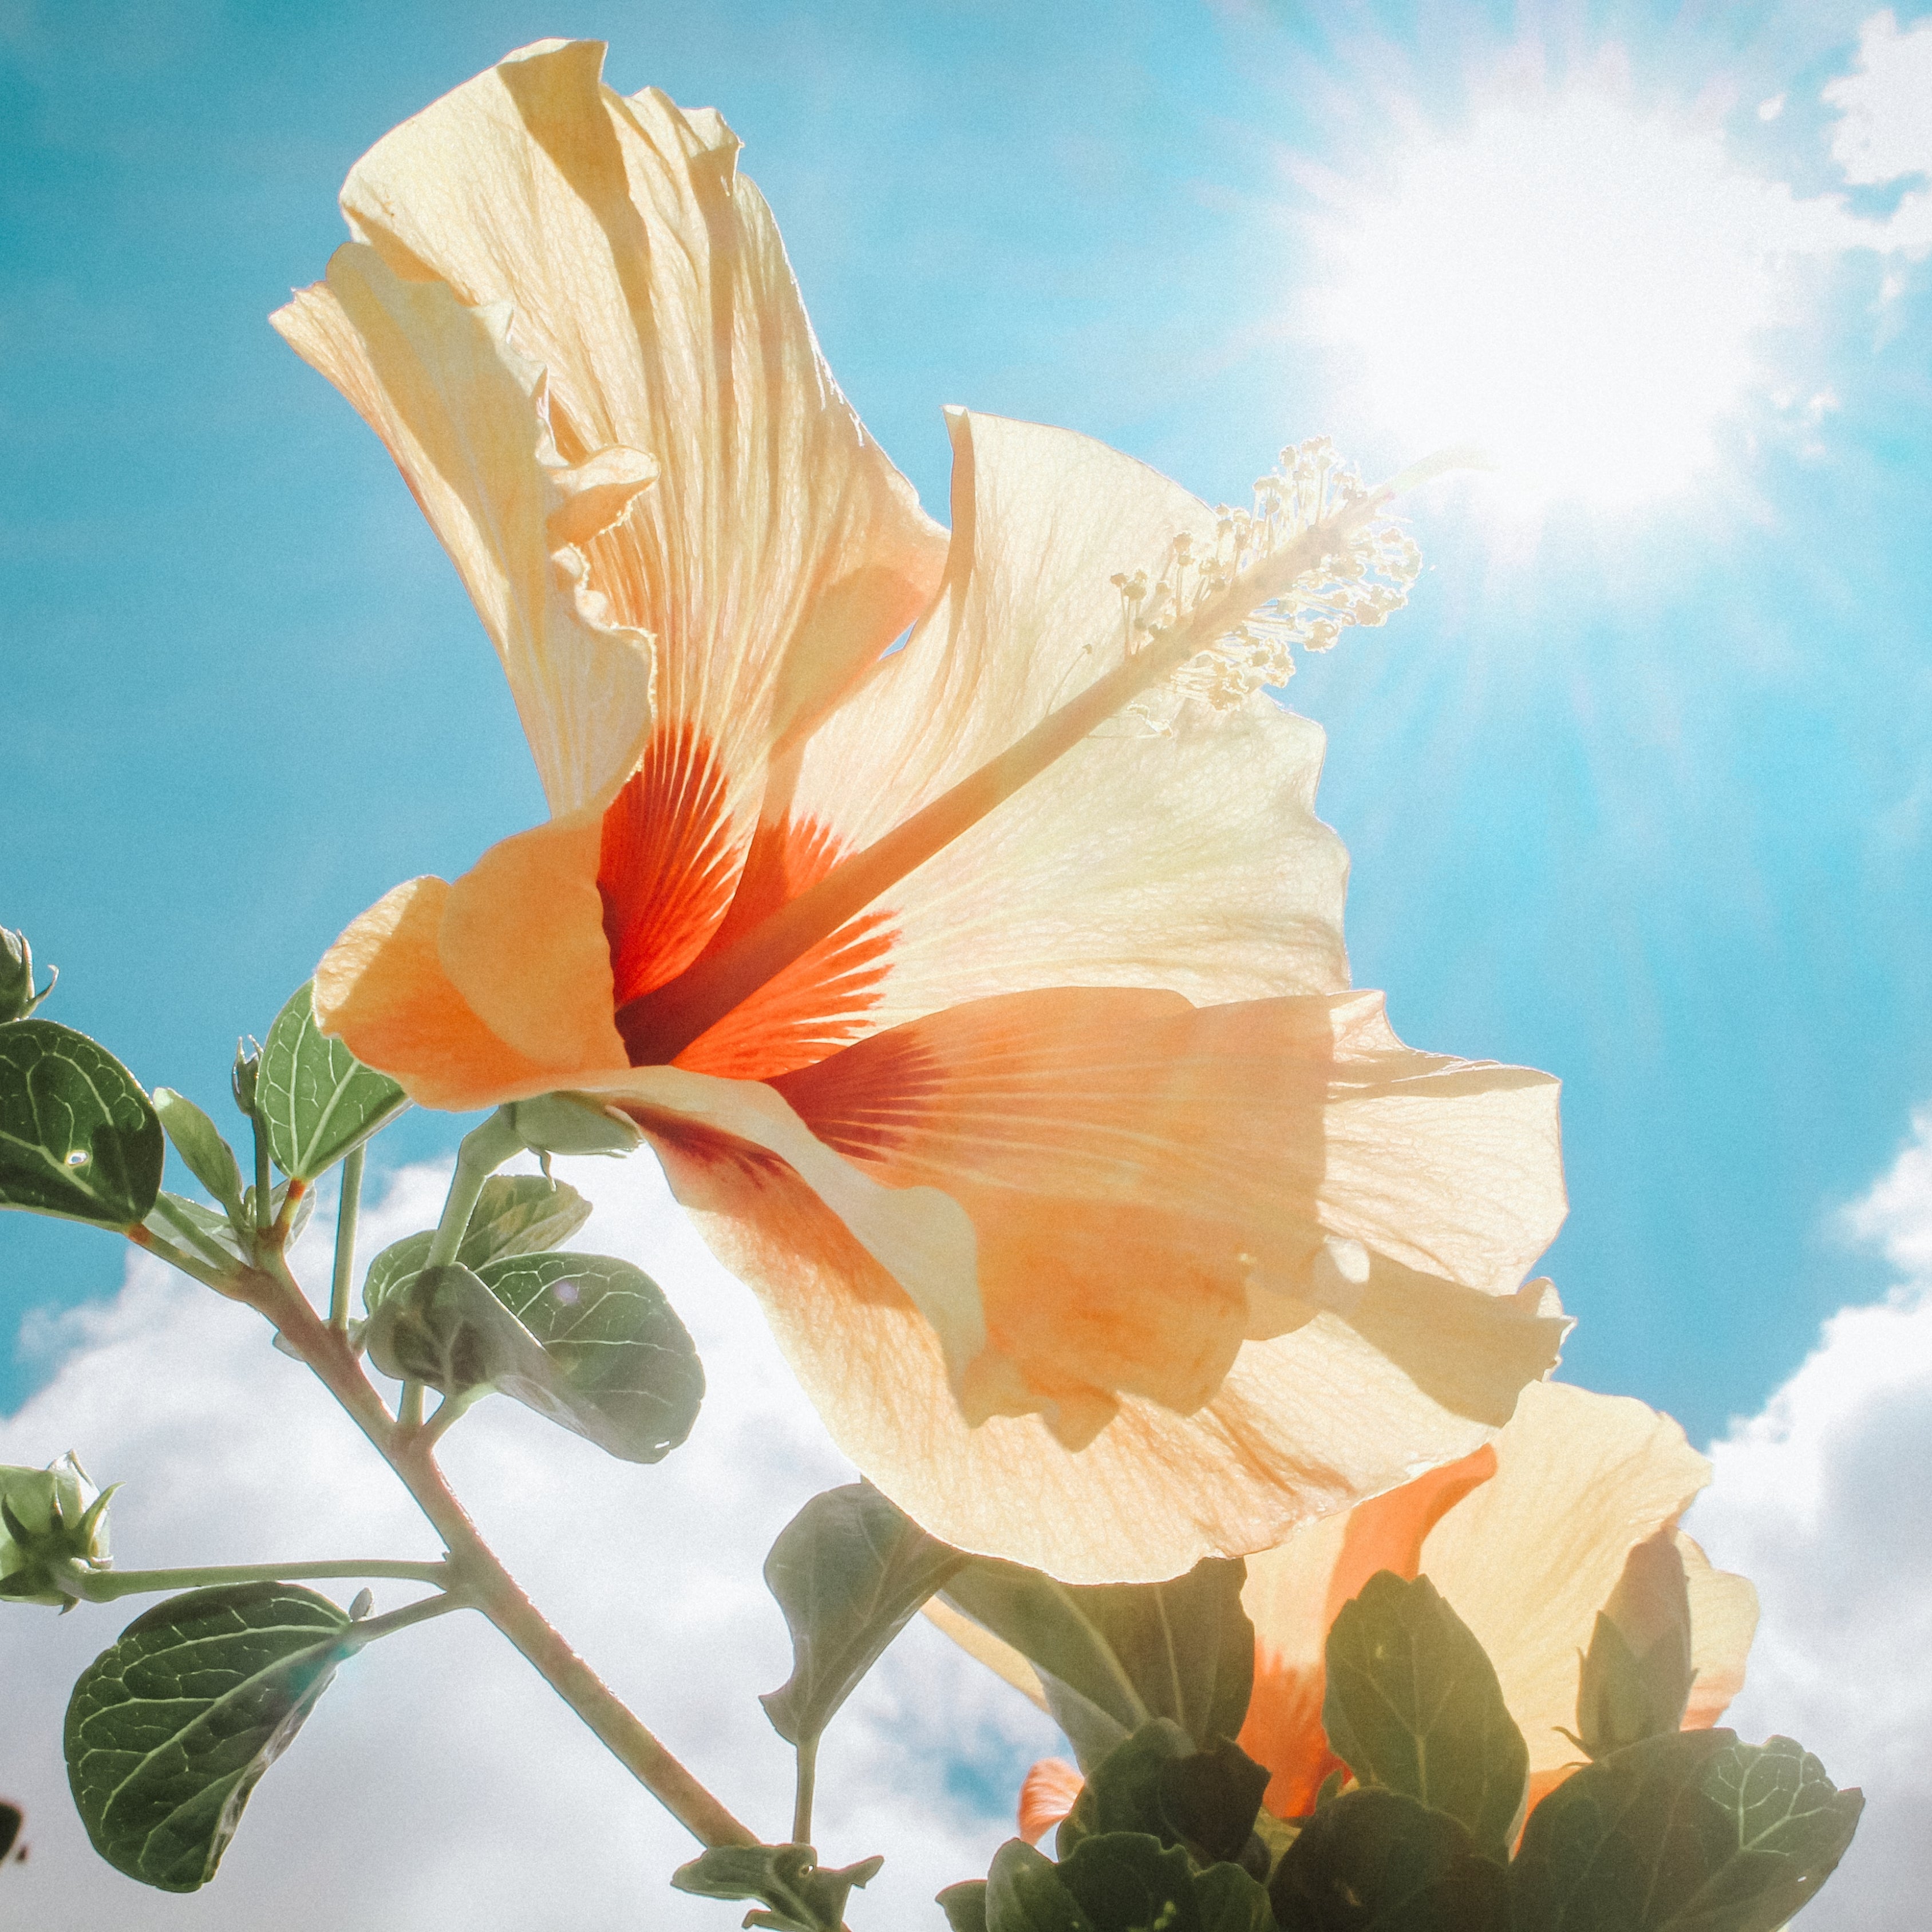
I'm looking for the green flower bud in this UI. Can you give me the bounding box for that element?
[0,1454,116,1607]
[231,1038,261,1116]
[1574,1525,1696,1759]
[0,927,55,1024]
[502,1093,643,1159]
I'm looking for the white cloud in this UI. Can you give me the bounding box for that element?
[1688,1110,1932,1928]
[0,1153,1053,1930]
[1824,9,1932,257]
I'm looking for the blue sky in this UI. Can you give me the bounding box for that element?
[4,0,1930,1458]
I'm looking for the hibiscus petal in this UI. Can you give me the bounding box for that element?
[314,824,626,1112]
[434,811,627,1074]
[1680,1531,1759,1730]
[1017,1759,1086,1844]
[588,986,1564,1579]
[785,413,1349,1030]
[272,245,658,814]
[771,985,1564,1436]
[333,38,947,825]
[1414,1380,1754,1776]
[314,879,567,1111]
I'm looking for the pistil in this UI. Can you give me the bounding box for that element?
[615,449,1469,1067]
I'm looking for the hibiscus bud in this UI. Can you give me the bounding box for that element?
[0,927,53,1024]
[1575,1525,1695,1759]
[0,1454,116,1607]
[231,1038,261,1116]
[501,1093,643,1159]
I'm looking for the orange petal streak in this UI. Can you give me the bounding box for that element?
[600,720,744,1010]
[1239,1659,1342,1821]
[670,812,895,1081]
[1322,1445,1500,1623]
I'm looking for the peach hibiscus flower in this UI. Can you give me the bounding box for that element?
[1009,1381,1759,1839]
[272,38,1568,1581]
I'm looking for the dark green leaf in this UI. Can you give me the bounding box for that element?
[1058,1721,1270,1870]
[1160,1739,1275,1867]
[944,1556,1254,1771]
[1058,1720,1190,1854]
[671,1844,883,1932]
[258,981,407,1181]
[484,1250,704,1463]
[1193,1860,1277,1932]
[151,1089,245,1223]
[1510,1729,1863,1932]
[760,1481,965,1747]
[0,1799,19,1862]
[366,1255,704,1464]
[1322,1573,1527,1860]
[986,1839,1097,1932]
[64,1583,352,1892]
[940,1879,992,1932]
[1057,1831,1202,1932]
[1270,1788,1507,1932]
[0,1020,163,1228]
[361,1175,593,1313]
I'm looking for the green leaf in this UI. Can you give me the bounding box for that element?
[760,1481,966,1748]
[670,1844,884,1932]
[150,1088,245,1224]
[1056,1831,1203,1932]
[0,1020,163,1228]
[985,1839,1096,1932]
[483,1250,704,1462]
[1269,1788,1507,1932]
[1156,1738,1274,1868]
[0,1799,19,1863]
[1193,1860,1275,1932]
[1322,1572,1527,1860]
[64,1583,353,1892]
[943,1555,1254,1771]
[939,1879,993,1932]
[1057,1721,1271,1870]
[361,1175,592,1313]
[257,981,407,1181]
[1510,1729,1863,1932]
[366,1255,704,1463]
[1057,1719,1191,1854]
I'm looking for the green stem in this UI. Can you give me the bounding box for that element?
[792,1733,820,1847]
[421,1386,483,1451]
[344,1590,467,1648]
[77,1558,453,1603]
[252,1104,273,1233]
[247,1259,756,1850]
[330,1143,365,1330]
[398,1380,425,1429]
[126,1224,233,1294]
[424,1110,524,1269]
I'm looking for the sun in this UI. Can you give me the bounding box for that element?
[1312,85,1788,504]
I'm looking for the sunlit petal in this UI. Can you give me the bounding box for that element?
[272,248,657,813]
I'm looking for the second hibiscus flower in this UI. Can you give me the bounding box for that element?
[275,38,1567,1581]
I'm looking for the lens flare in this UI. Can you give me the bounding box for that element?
[1314,88,1798,503]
